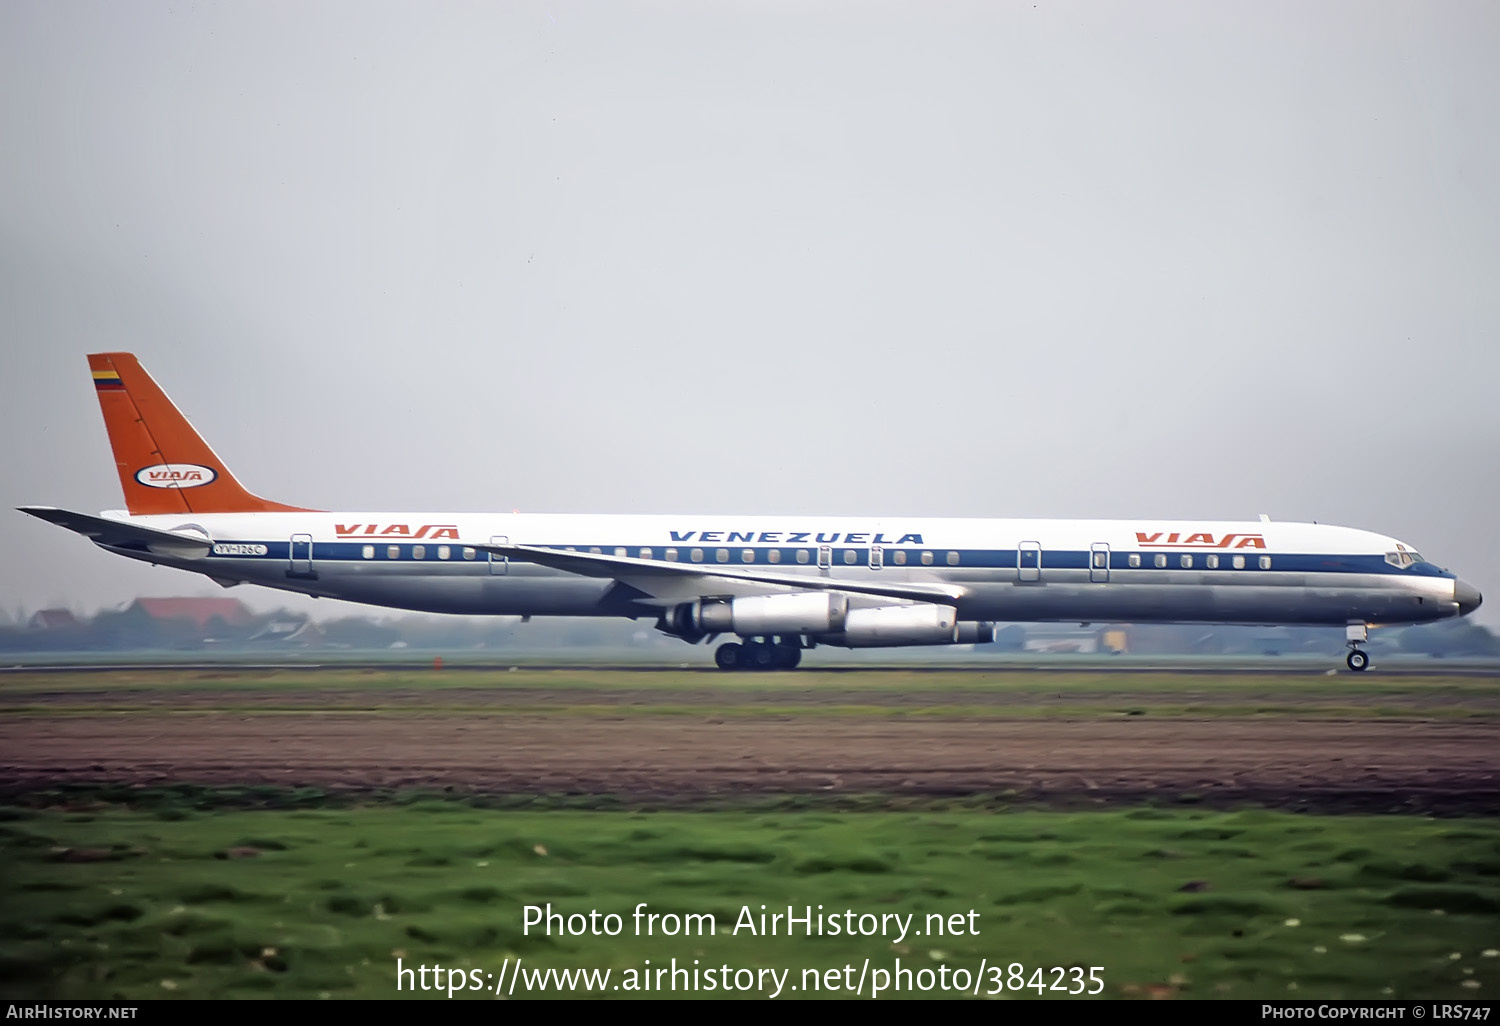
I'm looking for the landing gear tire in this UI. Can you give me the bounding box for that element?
[715,643,742,670]
[744,641,776,670]
[718,638,803,671]
[1346,649,1370,672]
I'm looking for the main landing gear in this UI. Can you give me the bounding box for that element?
[1345,623,1370,672]
[714,637,803,671]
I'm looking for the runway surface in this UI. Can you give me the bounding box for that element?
[2,666,1496,812]
[5,656,1500,677]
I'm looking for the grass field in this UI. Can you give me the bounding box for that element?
[2,666,1496,1000]
[2,791,1498,1000]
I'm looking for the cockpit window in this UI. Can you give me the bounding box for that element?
[1385,550,1422,568]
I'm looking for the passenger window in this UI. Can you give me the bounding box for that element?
[947,551,959,566]
[1260,556,1272,570]
[413,545,425,560]
[1093,552,1107,568]
[1232,555,1245,569]
[797,549,810,564]
[362,545,374,560]
[1180,554,1192,569]
[387,545,400,559]
[691,548,704,563]
[767,549,781,564]
[1128,554,1140,568]
[639,548,652,560]
[665,548,678,562]
[463,547,476,560]
[921,551,934,566]
[742,549,755,563]
[843,549,857,564]
[1154,554,1167,568]
[716,549,729,563]
[615,547,627,557]
[589,547,602,554]
[438,545,450,560]
[1206,554,1218,569]
[893,550,907,566]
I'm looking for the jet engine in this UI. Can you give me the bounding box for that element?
[834,603,955,646]
[667,593,849,638]
[955,621,996,645]
[815,605,997,648]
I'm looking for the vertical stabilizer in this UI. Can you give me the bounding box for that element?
[88,353,314,515]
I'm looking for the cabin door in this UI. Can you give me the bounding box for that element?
[1090,542,1110,583]
[1018,541,1041,582]
[489,535,509,576]
[288,534,314,578]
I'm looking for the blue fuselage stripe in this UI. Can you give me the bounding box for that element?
[208,542,1450,578]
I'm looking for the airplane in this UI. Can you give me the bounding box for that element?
[18,353,1483,672]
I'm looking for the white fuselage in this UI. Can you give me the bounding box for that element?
[99,510,1468,629]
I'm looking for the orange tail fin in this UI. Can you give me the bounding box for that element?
[88,353,316,515]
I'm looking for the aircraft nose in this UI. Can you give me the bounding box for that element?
[1454,579,1483,616]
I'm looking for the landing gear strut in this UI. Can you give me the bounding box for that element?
[714,636,803,671]
[1345,623,1370,672]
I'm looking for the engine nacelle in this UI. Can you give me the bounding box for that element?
[673,593,849,638]
[956,621,996,645]
[823,604,959,648]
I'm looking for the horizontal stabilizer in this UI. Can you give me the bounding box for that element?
[474,541,968,605]
[17,506,212,558]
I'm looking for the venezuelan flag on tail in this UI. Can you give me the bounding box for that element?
[91,367,126,391]
[87,353,314,515]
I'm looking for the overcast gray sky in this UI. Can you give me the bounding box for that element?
[2,1,1496,626]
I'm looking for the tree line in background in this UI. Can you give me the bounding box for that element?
[0,598,1495,658]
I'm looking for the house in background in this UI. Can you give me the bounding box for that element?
[247,614,319,645]
[1022,626,1101,654]
[126,597,254,636]
[28,609,81,631]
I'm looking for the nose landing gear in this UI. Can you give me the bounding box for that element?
[1345,623,1370,672]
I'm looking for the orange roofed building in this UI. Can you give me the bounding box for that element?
[126,597,254,630]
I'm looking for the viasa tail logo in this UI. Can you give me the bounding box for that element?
[1135,531,1266,550]
[135,463,217,489]
[335,523,460,539]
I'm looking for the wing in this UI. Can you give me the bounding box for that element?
[474,541,967,607]
[17,506,212,558]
